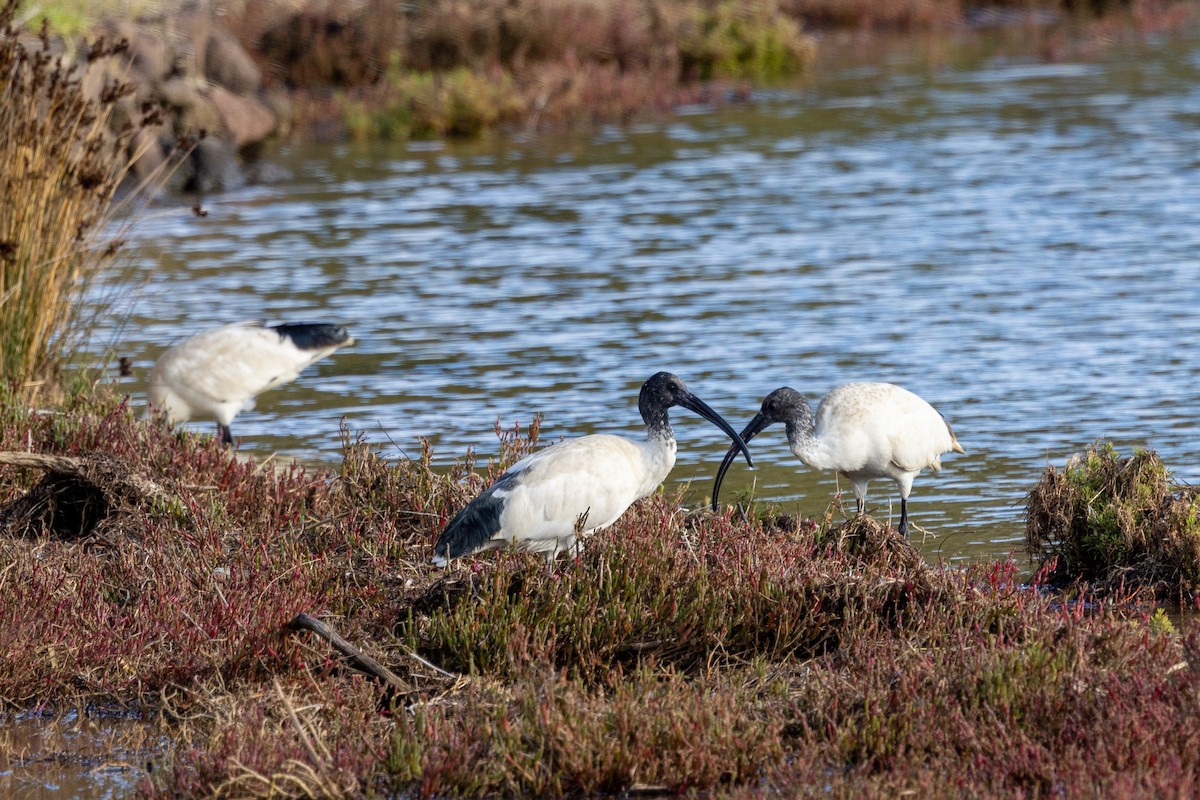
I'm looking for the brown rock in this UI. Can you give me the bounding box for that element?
[208,86,277,149]
[162,12,211,78]
[260,90,294,138]
[128,125,168,186]
[204,26,262,95]
[96,18,172,85]
[160,77,224,136]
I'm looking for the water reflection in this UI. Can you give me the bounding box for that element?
[96,30,1200,564]
[0,710,153,799]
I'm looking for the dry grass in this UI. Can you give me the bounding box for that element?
[0,0,176,397]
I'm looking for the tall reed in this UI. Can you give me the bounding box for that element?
[0,0,164,393]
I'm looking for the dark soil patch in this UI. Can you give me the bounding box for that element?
[0,451,173,539]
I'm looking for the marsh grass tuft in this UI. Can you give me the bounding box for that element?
[400,509,945,680]
[0,0,176,396]
[1026,441,1200,599]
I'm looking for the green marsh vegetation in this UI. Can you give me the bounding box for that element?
[1027,441,1200,601]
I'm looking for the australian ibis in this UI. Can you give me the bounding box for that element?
[432,371,754,566]
[712,383,963,536]
[145,321,354,444]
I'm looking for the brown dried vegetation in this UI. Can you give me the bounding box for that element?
[1,387,1199,797]
[217,0,1200,142]
[221,0,816,140]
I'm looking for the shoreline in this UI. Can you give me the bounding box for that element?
[15,1,1200,192]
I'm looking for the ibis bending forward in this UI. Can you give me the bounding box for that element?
[712,383,963,537]
[146,321,354,445]
[432,372,754,566]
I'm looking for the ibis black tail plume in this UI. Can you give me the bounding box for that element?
[433,472,519,565]
[270,323,353,351]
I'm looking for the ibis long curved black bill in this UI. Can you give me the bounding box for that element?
[678,393,754,471]
[711,411,777,512]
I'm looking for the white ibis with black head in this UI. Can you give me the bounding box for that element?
[432,371,754,566]
[712,383,963,537]
[146,321,354,445]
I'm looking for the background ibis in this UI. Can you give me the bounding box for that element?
[145,321,354,445]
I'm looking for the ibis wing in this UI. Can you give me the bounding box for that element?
[812,383,956,475]
[435,435,658,561]
[885,396,958,474]
[496,436,651,534]
[434,470,518,560]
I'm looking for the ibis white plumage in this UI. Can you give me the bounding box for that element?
[712,383,963,536]
[146,321,354,444]
[432,372,754,566]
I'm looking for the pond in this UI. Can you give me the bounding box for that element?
[94,25,1200,566]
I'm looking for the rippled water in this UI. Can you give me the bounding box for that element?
[93,28,1200,564]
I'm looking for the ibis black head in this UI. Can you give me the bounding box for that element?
[711,386,810,512]
[755,387,811,430]
[270,322,354,351]
[638,372,753,468]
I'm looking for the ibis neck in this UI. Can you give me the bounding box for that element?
[641,420,679,492]
[646,417,675,446]
[783,403,829,468]
[640,400,676,445]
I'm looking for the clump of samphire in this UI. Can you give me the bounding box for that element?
[1025,441,1200,601]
